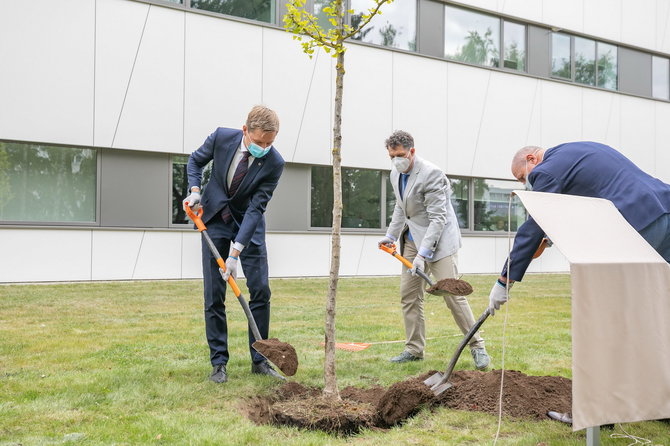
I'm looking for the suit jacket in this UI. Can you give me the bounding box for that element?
[387,156,461,261]
[187,127,285,247]
[504,141,670,281]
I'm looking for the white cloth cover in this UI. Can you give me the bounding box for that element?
[514,191,670,431]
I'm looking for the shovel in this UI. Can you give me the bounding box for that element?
[378,243,474,296]
[423,308,490,396]
[184,204,298,376]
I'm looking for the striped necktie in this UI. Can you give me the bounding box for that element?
[221,151,251,223]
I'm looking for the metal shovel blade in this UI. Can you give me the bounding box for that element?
[423,371,454,396]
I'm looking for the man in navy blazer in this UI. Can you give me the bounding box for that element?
[489,141,670,314]
[183,106,285,383]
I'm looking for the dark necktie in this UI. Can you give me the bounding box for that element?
[221,151,251,223]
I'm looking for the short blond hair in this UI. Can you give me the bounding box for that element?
[246,105,280,133]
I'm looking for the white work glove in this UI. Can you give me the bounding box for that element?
[488,280,513,315]
[377,235,395,247]
[183,189,201,211]
[221,256,238,281]
[410,255,425,276]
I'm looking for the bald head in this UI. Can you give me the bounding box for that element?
[511,146,545,184]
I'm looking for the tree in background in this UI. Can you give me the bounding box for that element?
[284,0,393,399]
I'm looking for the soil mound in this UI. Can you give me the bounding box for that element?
[242,370,572,435]
[436,369,572,420]
[253,338,298,376]
[376,377,435,426]
[428,278,474,296]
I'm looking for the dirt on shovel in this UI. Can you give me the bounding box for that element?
[253,338,299,376]
[426,278,474,296]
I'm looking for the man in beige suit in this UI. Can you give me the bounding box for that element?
[378,130,490,369]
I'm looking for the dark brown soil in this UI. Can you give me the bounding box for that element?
[253,338,298,376]
[376,377,435,426]
[241,370,572,435]
[427,278,474,296]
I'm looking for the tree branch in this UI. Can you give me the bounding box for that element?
[342,0,389,40]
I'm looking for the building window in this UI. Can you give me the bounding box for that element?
[385,177,394,226]
[473,179,526,231]
[171,155,211,225]
[449,176,469,229]
[351,0,417,51]
[444,5,500,67]
[190,0,276,23]
[551,33,617,90]
[311,166,383,228]
[0,142,96,223]
[551,33,571,79]
[502,21,526,71]
[652,55,670,100]
[597,42,617,89]
[574,37,596,86]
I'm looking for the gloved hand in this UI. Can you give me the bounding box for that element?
[221,256,238,281]
[377,235,395,247]
[410,255,425,276]
[488,280,513,315]
[183,189,201,211]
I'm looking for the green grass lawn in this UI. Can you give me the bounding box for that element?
[0,275,667,445]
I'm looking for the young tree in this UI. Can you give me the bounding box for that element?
[284,0,393,399]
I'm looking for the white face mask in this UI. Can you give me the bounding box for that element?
[392,154,411,173]
[525,160,533,191]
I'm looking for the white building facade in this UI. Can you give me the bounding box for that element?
[2,0,670,282]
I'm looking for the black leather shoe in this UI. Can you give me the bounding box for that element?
[251,360,286,380]
[209,364,227,383]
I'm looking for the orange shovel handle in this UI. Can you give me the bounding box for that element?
[378,243,414,269]
[183,203,242,297]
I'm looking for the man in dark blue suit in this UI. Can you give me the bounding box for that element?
[488,141,670,314]
[183,106,285,383]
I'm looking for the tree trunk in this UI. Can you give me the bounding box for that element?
[323,1,346,400]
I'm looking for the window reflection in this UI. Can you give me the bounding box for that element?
[652,56,670,100]
[350,0,417,51]
[473,179,526,231]
[551,33,571,79]
[314,0,335,31]
[311,166,382,228]
[190,0,275,23]
[0,142,97,223]
[597,42,617,90]
[449,176,469,229]
[445,5,500,67]
[172,156,211,225]
[574,37,596,86]
[386,176,395,227]
[503,21,526,71]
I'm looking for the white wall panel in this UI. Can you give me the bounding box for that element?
[498,0,543,23]
[655,103,670,183]
[470,72,542,179]
[581,89,621,149]
[583,0,622,43]
[542,0,583,34]
[619,96,655,173]
[266,233,331,277]
[459,237,498,274]
[0,0,94,146]
[392,53,448,169]
[340,44,393,170]
[131,232,182,279]
[181,232,203,279]
[94,0,151,148]
[184,14,263,154]
[0,230,91,282]
[91,231,145,280]
[539,81,582,149]
[621,0,656,50]
[656,0,670,54]
[446,64,492,176]
[109,6,184,153]
[263,28,333,166]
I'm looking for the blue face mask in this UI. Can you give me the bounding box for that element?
[248,141,271,158]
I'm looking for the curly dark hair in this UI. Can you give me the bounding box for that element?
[385,130,414,150]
